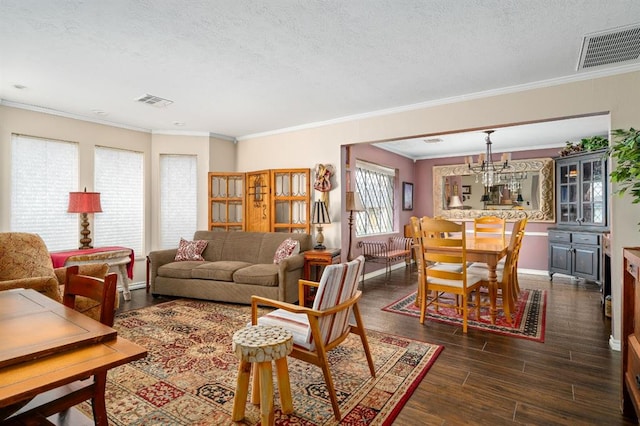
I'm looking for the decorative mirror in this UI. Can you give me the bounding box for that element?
[433,158,555,222]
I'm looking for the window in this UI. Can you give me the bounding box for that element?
[94,146,144,256]
[160,154,197,248]
[11,134,79,251]
[354,160,396,236]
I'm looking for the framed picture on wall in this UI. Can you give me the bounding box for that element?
[402,182,414,210]
[462,185,471,195]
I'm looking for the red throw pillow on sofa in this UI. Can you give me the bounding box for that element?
[273,238,300,264]
[174,238,208,261]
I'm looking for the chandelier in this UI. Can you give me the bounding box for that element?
[502,171,527,192]
[465,130,512,188]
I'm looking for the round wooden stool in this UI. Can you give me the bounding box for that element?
[231,325,293,425]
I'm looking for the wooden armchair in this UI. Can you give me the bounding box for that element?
[251,255,375,421]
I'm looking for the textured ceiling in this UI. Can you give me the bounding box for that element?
[1,1,639,150]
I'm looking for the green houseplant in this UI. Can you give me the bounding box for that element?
[609,128,640,204]
[559,135,609,156]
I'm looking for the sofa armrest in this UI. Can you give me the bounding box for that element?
[147,249,179,292]
[0,276,62,302]
[278,253,305,271]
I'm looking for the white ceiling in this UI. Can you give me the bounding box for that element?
[0,1,639,154]
[373,114,611,160]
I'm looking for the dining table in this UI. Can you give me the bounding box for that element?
[416,237,509,325]
[0,288,147,424]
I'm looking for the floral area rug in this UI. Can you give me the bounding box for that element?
[382,288,546,342]
[79,299,443,425]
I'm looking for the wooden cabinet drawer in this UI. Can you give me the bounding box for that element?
[572,232,599,245]
[549,230,571,243]
[626,335,640,413]
[628,260,639,281]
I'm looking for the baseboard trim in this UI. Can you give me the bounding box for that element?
[610,335,621,351]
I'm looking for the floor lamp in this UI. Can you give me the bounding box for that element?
[345,191,364,261]
[68,188,102,249]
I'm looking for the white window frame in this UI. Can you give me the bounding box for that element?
[93,146,144,256]
[159,154,198,248]
[354,160,396,236]
[10,134,79,251]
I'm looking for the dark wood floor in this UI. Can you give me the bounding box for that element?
[119,268,634,425]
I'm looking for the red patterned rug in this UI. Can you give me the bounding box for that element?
[382,289,546,342]
[79,299,442,425]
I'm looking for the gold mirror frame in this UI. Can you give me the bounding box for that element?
[433,158,555,222]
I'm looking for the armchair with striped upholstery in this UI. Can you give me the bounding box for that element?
[250,255,375,421]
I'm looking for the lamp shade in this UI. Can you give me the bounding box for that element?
[68,190,102,213]
[311,200,331,225]
[449,195,463,208]
[345,191,364,212]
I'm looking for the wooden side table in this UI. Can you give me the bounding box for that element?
[303,248,341,307]
[51,247,134,301]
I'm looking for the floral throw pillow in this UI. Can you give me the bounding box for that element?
[174,238,208,261]
[273,238,300,264]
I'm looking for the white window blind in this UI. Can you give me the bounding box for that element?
[355,160,396,236]
[94,146,144,256]
[11,134,79,251]
[160,154,197,248]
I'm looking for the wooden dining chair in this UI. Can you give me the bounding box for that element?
[473,215,506,245]
[64,265,118,327]
[63,266,118,424]
[250,255,375,421]
[468,217,528,317]
[5,267,119,425]
[414,217,482,333]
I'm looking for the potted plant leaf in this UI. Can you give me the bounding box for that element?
[609,127,640,217]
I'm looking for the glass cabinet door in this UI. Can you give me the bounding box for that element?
[580,157,605,226]
[208,173,244,231]
[558,162,579,224]
[271,169,310,233]
[555,150,607,227]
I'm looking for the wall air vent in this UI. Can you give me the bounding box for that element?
[577,23,640,70]
[134,93,173,108]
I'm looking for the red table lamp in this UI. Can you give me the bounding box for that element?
[68,188,102,249]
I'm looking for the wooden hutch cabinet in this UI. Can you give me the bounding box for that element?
[208,169,311,234]
[548,149,608,284]
[622,247,640,420]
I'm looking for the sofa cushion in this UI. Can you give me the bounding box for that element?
[192,261,253,281]
[233,264,279,287]
[158,261,203,279]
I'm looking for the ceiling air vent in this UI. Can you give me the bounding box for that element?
[134,93,173,108]
[577,23,640,70]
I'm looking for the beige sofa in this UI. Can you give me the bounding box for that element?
[148,231,312,304]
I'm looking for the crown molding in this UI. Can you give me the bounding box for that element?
[0,99,151,133]
[237,64,640,142]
